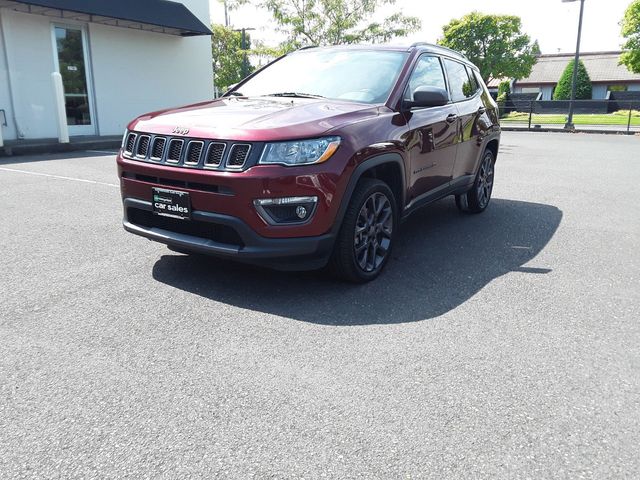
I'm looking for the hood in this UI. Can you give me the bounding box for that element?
[129,96,380,141]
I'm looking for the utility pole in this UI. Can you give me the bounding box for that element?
[224,0,229,27]
[563,0,586,130]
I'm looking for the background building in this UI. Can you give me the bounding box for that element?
[0,0,212,143]
[512,51,640,100]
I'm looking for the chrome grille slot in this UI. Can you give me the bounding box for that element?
[167,139,184,163]
[227,144,251,169]
[185,141,204,165]
[150,137,166,160]
[204,142,225,167]
[124,133,137,156]
[136,135,150,158]
[125,132,253,171]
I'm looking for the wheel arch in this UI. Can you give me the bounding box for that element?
[331,153,406,236]
[484,138,500,163]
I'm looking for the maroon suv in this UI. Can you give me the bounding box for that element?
[118,43,500,282]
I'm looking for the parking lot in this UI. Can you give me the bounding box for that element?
[1,131,639,478]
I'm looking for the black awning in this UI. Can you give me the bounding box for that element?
[6,0,212,36]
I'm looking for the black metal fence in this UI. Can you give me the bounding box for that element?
[498,99,640,134]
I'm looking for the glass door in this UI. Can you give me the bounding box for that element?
[52,25,96,136]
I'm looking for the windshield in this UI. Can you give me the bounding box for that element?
[231,49,408,104]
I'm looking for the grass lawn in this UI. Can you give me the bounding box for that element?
[501,111,640,126]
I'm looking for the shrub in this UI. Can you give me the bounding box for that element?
[612,109,640,117]
[497,80,511,97]
[553,59,592,100]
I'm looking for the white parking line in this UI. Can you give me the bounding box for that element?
[86,150,118,154]
[0,166,118,188]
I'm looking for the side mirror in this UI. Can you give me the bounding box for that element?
[406,86,449,109]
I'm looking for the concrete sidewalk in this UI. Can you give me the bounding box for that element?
[1,135,121,157]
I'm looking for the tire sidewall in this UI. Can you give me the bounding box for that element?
[469,149,495,212]
[336,179,398,282]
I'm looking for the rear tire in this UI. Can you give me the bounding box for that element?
[329,178,397,283]
[455,149,495,214]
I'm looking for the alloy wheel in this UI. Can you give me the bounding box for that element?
[476,153,494,209]
[354,192,393,272]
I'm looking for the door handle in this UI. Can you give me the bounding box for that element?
[477,106,486,114]
[446,114,458,124]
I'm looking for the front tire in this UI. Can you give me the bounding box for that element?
[330,178,397,283]
[455,149,495,214]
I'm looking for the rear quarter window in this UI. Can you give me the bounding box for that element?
[444,58,476,102]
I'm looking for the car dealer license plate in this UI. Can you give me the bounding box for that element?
[152,187,191,220]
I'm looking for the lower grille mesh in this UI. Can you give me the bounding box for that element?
[127,208,244,247]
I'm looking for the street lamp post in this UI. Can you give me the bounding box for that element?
[563,0,586,130]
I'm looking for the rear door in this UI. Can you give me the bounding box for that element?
[442,59,488,180]
[404,55,459,200]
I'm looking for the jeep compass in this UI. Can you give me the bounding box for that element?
[118,43,500,282]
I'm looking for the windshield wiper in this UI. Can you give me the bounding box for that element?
[263,92,325,99]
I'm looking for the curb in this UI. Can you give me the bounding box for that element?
[501,126,637,135]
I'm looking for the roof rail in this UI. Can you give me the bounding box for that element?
[410,42,467,60]
[298,45,318,51]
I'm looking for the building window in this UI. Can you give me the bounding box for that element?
[608,85,628,92]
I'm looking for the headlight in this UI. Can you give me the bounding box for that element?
[259,136,341,166]
[121,129,128,149]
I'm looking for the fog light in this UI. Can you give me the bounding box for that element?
[295,206,307,219]
[254,196,318,225]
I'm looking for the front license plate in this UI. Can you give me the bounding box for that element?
[152,187,191,219]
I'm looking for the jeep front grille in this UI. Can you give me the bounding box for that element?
[227,144,251,169]
[122,132,255,171]
[185,141,204,165]
[136,135,150,158]
[124,133,137,155]
[150,137,166,160]
[205,142,225,167]
[167,139,184,163]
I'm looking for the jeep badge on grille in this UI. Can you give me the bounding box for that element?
[172,126,189,135]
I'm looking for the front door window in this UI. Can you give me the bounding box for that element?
[53,26,95,135]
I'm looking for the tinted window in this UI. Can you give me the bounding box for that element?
[233,49,408,104]
[466,66,480,93]
[405,55,447,101]
[444,59,475,102]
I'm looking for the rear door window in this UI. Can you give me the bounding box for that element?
[444,58,476,102]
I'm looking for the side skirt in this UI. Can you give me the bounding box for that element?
[401,174,475,220]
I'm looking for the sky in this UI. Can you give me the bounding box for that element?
[208,0,631,54]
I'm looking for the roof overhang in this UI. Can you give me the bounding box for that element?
[0,0,212,36]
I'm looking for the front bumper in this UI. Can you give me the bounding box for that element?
[123,198,335,270]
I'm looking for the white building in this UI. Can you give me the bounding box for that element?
[512,51,640,100]
[0,0,212,143]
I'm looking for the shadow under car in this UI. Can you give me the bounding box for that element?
[151,198,562,325]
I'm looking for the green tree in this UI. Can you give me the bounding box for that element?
[553,59,592,100]
[211,24,253,94]
[260,0,421,50]
[620,0,640,73]
[439,12,538,83]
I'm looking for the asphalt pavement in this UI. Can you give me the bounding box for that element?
[1,132,639,478]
